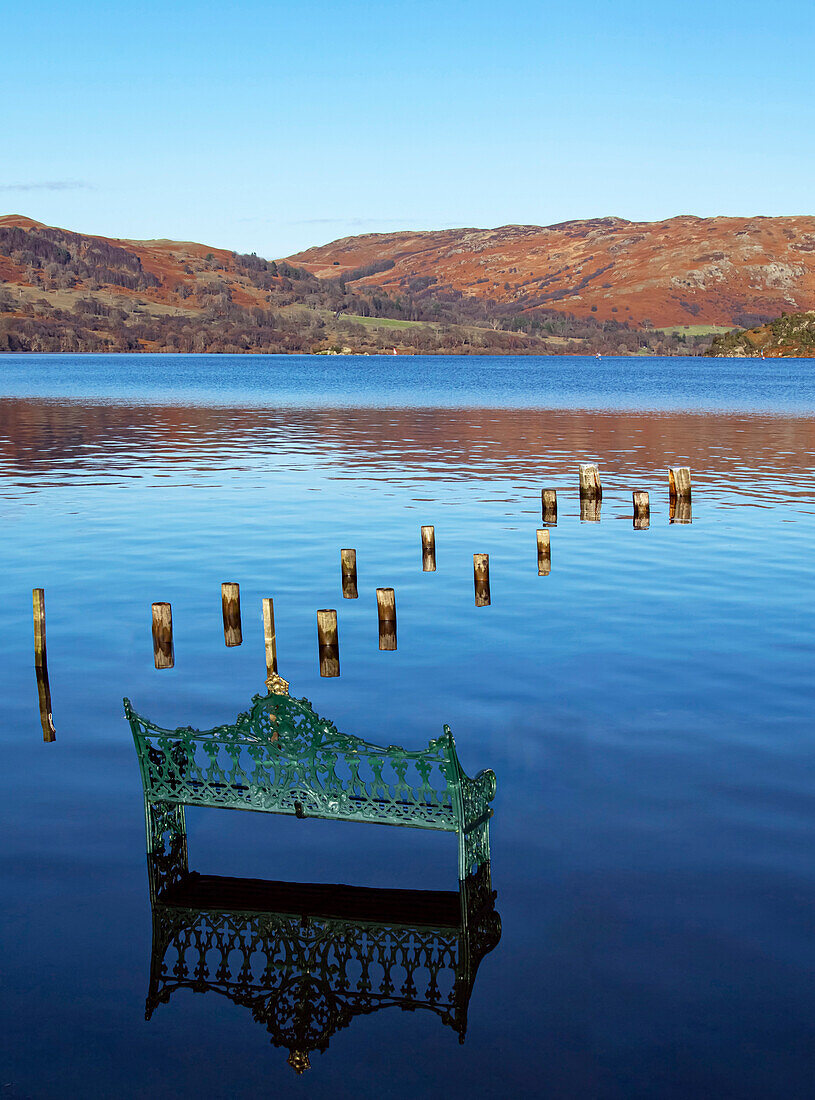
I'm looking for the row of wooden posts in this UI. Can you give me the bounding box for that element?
[571,463,692,526]
[31,465,693,729]
[148,466,691,677]
[152,582,398,678]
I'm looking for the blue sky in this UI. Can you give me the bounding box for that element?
[3,0,814,258]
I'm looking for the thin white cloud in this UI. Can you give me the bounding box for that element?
[0,180,93,192]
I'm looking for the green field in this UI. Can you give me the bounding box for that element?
[655,324,735,336]
[279,306,433,331]
[341,313,428,330]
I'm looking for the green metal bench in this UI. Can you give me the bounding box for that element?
[124,689,496,882]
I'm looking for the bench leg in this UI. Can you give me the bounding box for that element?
[459,816,491,881]
[145,800,188,901]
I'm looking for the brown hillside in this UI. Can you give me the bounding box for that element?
[0,214,270,312]
[288,215,815,328]
[2,214,707,354]
[0,215,583,354]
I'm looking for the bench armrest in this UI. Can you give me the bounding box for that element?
[461,767,496,830]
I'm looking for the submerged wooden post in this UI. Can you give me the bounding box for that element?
[35,662,56,743]
[633,490,650,530]
[669,467,692,524]
[33,588,46,668]
[421,526,436,572]
[376,587,397,649]
[541,488,557,525]
[317,608,338,647]
[579,465,602,521]
[262,597,277,676]
[151,602,174,669]
[317,609,340,677]
[473,553,490,607]
[32,590,55,741]
[341,548,358,599]
[222,582,242,646]
[536,529,551,576]
[376,587,396,621]
[578,463,602,500]
[668,466,692,502]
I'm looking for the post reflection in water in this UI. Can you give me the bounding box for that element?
[318,644,340,677]
[34,662,56,742]
[132,684,500,1072]
[579,497,602,522]
[378,618,397,651]
[670,497,692,524]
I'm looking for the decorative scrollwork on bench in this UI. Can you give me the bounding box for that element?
[126,691,496,880]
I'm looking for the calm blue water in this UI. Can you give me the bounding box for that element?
[1,354,814,1098]
[2,351,815,411]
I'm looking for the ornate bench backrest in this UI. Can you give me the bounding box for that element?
[126,692,463,833]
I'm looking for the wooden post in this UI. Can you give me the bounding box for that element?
[317,609,339,677]
[473,553,490,607]
[262,597,277,676]
[341,548,358,599]
[668,467,692,502]
[35,663,56,743]
[579,463,602,500]
[222,582,242,646]
[376,587,396,621]
[151,602,174,669]
[669,466,692,524]
[376,588,396,650]
[536,529,551,576]
[633,490,650,530]
[421,525,436,572]
[317,608,338,648]
[33,588,46,668]
[541,488,557,525]
[32,590,55,741]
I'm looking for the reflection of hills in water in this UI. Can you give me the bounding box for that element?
[131,689,500,1070]
[1,399,814,504]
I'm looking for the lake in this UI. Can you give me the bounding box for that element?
[1,354,814,1099]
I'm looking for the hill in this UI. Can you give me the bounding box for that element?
[706,311,815,357]
[0,214,667,355]
[5,213,815,355]
[288,215,815,330]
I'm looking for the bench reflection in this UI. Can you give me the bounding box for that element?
[145,852,501,1073]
